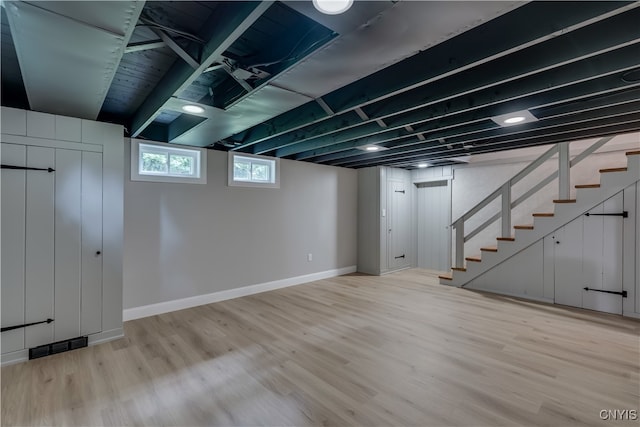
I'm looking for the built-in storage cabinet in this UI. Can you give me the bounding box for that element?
[547,189,635,315]
[1,107,123,365]
[358,167,413,275]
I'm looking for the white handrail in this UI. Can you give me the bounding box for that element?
[451,135,614,268]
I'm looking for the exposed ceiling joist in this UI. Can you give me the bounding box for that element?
[229,1,637,152]
[253,9,640,158]
[319,85,640,166]
[130,1,274,137]
[281,45,640,161]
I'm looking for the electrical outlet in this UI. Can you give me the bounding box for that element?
[307,253,313,262]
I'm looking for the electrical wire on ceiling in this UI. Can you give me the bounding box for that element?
[136,15,205,44]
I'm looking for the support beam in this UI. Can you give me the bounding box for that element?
[316,98,335,116]
[355,107,369,121]
[151,28,200,69]
[131,1,273,137]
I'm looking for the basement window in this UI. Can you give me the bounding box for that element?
[228,152,280,188]
[131,139,207,184]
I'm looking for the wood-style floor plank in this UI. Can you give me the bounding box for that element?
[2,269,639,426]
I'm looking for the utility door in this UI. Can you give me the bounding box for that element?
[416,180,451,271]
[1,144,103,354]
[387,180,411,270]
[551,192,624,314]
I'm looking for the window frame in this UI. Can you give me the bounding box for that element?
[130,138,207,184]
[228,152,280,188]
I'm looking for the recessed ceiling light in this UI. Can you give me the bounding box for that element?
[417,163,428,168]
[313,0,354,15]
[182,104,205,114]
[356,145,389,153]
[491,110,538,127]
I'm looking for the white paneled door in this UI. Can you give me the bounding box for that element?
[388,180,411,270]
[551,192,625,315]
[1,144,103,352]
[416,180,451,272]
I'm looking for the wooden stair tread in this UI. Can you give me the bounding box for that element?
[626,150,640,156]
[514,224,534,230]
[532,213,554,217]
[575,184,600,189]
[600,167,627,173]
[496,237,515,241]
[480,246,498,252]
[438,273,453,280]
[451,267,467,272]
[465,256,482,262]
[553,199,576,203]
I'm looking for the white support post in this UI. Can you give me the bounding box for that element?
[558,142,570,200]
[454,219,464,268]
[501,182,511,238]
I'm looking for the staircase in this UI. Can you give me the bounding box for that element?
[439,137,640,287]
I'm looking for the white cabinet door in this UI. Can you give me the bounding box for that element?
[582,193,623,314]
[552,215,583,308]
[1,144,103,354]
[1,144,27,353]
[81,151,103,336]
[54,149,82,341]
[553,192,624,314]
[388,180,411,270]
[24,146,56,348]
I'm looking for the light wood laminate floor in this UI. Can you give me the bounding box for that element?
[2,269,639,426]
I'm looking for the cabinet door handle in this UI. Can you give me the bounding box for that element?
[96,251,102,255]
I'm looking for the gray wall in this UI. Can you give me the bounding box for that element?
[123,142,357,310]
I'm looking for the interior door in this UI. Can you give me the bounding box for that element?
[1,144,103,354]
[388,180,410,270]
[417,180,451,271]
[553,192,624,314]
[582,193,624,314]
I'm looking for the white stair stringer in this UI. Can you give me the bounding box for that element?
[441,152,639,287]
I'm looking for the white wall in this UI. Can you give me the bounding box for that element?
[123,141,357,312]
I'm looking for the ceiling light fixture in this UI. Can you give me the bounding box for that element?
[182,104,205,114]
[491,110,538,127]
[365,146,380,151]
[313,0,354,15]
[417,163,428,168]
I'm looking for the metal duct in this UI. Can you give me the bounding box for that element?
[4,0,144,119]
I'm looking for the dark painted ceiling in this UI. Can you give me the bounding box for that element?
[2,1,639,169]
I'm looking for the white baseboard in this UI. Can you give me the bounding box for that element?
[123,265,357,321]
[1,328,124,367]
